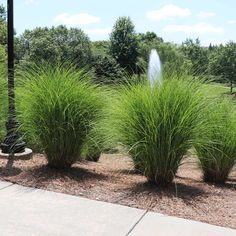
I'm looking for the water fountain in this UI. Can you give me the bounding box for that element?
[148,49,162,86]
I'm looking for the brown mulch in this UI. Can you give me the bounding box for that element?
[0,153,235,229]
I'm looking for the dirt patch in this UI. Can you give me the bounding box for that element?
[0,154,235,229]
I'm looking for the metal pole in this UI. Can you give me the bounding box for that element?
[8,0,14,115]
[0,0,25,153]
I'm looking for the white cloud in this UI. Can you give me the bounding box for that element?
[85,27,112,36]
[163,23,224,35]
[146,4,191,22]
[197,11,216,18]
[53,13,100,27]
[227,20,236,24]
[24,0,38,6]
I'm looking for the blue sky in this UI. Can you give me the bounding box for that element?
[1,0,236,46]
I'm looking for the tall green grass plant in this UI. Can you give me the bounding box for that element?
[106,76,208,185]
[0,62,7,142]
[17,65,105,169]
[195,99,236,183]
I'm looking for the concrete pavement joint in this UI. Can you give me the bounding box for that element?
[125,210,148,236]
[0,182,14,191]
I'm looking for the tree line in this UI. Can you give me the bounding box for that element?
[0,4,236,90]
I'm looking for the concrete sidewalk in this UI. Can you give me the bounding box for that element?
[0,181,235,236]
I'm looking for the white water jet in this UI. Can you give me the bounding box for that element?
[148,49,162,86]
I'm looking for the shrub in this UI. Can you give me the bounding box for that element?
[107,77,207,186]
[17,65,104,169]
[195,99,236,183]
[90,54,125,85]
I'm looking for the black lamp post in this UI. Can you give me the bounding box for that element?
[0,0,25,153]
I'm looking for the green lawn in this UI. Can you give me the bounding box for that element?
[201,83,231,98]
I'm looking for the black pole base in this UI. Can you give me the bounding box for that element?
[0,118,26,154]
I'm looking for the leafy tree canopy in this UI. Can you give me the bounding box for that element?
[110,16,138,73]
[209,42,236,92]
[181,38,209,75]
[15,25,92,67]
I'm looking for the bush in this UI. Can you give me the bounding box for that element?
[17,65,104,169]
[91,55,125,85]
[195,99,236,183]
[106,77,207,186]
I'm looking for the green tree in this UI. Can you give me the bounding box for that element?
[0,45,6,63]
[15,25,92,67]
[209,42,236,93]
[110,17,138,73]
[91,40,110,57]
[0,4,6,62]
[137,31,163,43]
[181,38,209,76]
[137,32,190,76]
[91,54,125,84]
[91,40,125,84]
[0,4,6,21]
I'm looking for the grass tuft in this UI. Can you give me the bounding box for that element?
[106,76,208,186]
[195,99,236,183]
[17,64,105,169]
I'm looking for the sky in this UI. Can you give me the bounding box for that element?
[1,0,236,46]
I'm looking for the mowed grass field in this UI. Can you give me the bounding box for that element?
[202,83,232,98]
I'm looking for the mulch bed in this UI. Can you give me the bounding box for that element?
[0,153,235,229]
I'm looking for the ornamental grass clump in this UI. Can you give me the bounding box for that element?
[195,99,236,184]
[0,62,7,141]
[17,65,104,169]
[81,119,105,162]
[107,77,207,186]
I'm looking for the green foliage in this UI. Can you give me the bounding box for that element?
[137,32,163,43]
[137,33,191,77]
[81,122,105,162]
[91,40,110,57]
[0,44,6,63]
[15,25,92,68]
[0,4,7,46]
[91,40,126,84]
[208,42,236,93]
[0,62,7,142]
[0,5,6,21]
[0,23,7,46]
[17,65,104,169]
[195,99,236,183]
[91,54,125,84]
[201,83,230,98]
[181,38,209,76]
[106,76,207,185]
[110,17,138,73]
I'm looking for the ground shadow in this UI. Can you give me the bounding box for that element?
[0,157,22,177]
[114,168,143,176]
[126,181,207,203]
[25,164,110,184]
[206,180,236,190]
